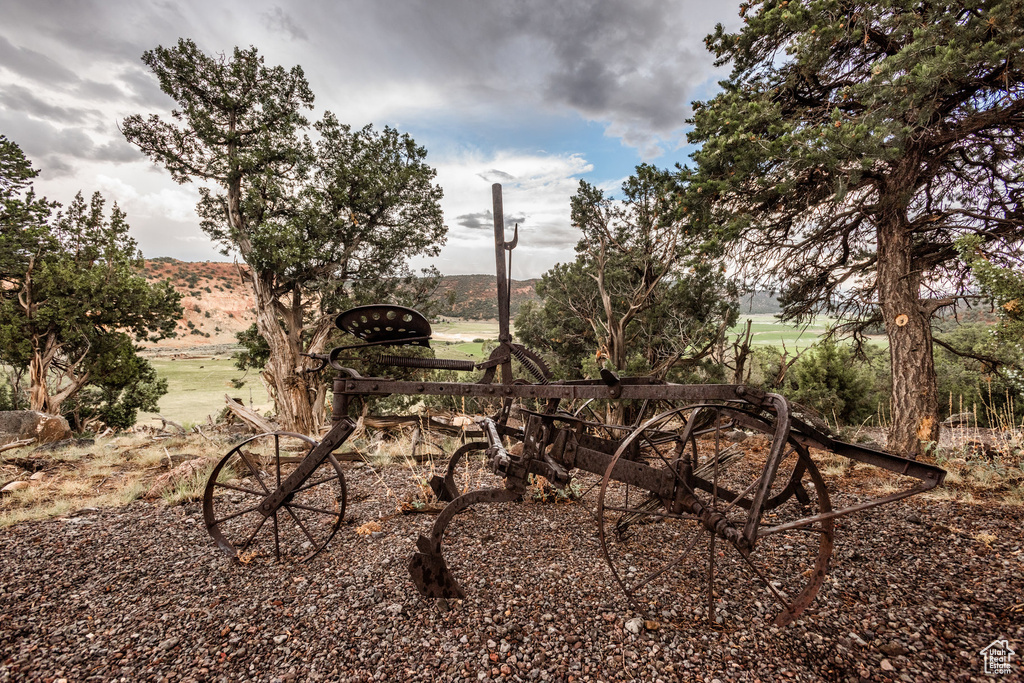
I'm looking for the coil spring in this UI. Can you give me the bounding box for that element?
[510,345,549,384]
[375,354,476,371]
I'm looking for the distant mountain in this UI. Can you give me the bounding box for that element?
[138,260,541,349]
[434,274,540,320]
[140,258,256,349]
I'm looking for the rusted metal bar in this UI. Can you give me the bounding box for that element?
[256,418,355,517]
[337,378,771,403]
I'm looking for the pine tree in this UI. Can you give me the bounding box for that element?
[683,0,1024,455]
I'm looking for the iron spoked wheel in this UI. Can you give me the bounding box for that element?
[202,432,347,563]
[597,404,834,627]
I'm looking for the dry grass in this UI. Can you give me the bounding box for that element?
[811,400,1023,506]
[0,432,230,527]
[340,422,493,511]
[160,459,234,507]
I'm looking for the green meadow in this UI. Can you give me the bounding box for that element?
[139,355,272,429]
[730,313,831,349]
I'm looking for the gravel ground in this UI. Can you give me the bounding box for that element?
[1,462,1021,683]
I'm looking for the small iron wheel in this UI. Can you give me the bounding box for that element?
[597,404,834,626]
[203,432,347,563]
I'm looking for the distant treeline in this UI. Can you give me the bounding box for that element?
[432,274,785,320]
[738,291,783,315]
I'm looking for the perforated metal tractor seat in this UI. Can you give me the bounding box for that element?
[335,304,432,347]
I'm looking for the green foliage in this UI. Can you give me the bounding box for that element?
[743,346,790,391]
[683,0,1024,452]
[934,322,1024,425]
[784,341,887,426]
[517,167,737,380]
[956,235,1024,343]
[514,290,594,380]
[685,0,1024,326]
[0,376,27,412]
[234,322,271,372]
[124,39,446,431]
[70,336,169,429]
[0,139,182,424]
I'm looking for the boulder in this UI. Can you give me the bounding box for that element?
[724,429,748,443]
[450,415,478,430]
[0,411,72,447]
[941,412,973,427]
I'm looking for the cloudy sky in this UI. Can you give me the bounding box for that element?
[1,0,741,278]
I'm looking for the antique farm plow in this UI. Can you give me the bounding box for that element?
[203,185,945,626]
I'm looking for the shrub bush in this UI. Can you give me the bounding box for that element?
[784,340,885,427]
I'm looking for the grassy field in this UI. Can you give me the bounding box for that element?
[140,356,272,428]
[431,319,502,340]
[729,313,832,349]
[433,314,841,352]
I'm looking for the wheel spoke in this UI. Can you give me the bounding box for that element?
[712,408,721,511]
[708,532,716,621]
[282,504,321,549]
[597,403,833,627]
[236,450,270,494]
[627,527,702,594]
[721,475,763,516]
[638,421,693,493]
[275,433,282,487]
[214,481,265,496]
[272,510,280,560]
[284,501,341,518]
[204,432,345,563]
[238,511,270,553]
[213,504,261,526]
[291,473,341,494]
[739,548,791,611]
[603,504,697,522]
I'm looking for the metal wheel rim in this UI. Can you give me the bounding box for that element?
[596,404,834,625]
[202,431,347,563]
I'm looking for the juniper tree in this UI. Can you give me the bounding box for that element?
[517,165,737,385]
[123,40,445,434]
[0,139,181,424]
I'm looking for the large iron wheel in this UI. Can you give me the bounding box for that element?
[597,404,834,626]
[203,432,347,563]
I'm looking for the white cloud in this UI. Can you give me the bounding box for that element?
[417,149,593,277]
[95,174,199,223]
[1,0,742,273]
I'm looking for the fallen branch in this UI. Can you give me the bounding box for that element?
[332,451,440,463]
[363,414,484,437]
[223,396,276,433]
[0,438,37,454]
[157,415,186,434]
[192,424,216,444]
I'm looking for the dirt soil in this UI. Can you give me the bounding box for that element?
[0,463,1021,683]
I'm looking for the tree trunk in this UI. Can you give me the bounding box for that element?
[249,275,319,435]
[28,349,49,413]
[877,219,940,457]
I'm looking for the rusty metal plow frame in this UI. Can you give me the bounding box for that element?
[201,183,946,627]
